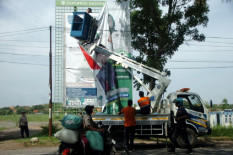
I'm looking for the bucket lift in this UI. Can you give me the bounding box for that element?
[70,12,97,43]
[70,12,171,112]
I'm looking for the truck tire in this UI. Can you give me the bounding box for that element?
[109,145,129,155]
[177,128,198,148]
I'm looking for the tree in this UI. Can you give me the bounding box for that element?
[220,98,229,110]
[118,0,209,90]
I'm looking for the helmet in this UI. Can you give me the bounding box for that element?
[85,105,94,114]
[173,97,183,106]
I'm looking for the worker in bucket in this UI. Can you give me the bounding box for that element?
[137,91,151,115]
[167,97,193,154]
[86,8,92,13]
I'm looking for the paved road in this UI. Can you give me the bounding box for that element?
[0,144,233,155]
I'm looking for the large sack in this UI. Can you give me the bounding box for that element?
[61,114,83,130]
[54,128,79,144]
[86,131,104,151]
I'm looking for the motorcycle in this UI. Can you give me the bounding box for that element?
[57,122,129,155]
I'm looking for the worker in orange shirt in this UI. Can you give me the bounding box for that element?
[137,91,151,115]
[118,99,136,150]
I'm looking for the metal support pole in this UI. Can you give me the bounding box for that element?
[49,25,52,137]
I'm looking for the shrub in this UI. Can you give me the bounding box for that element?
[40,123,61,136]
[211,125,233,137]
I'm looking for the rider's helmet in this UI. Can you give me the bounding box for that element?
[173,97,183,107]
[85,105,94,115]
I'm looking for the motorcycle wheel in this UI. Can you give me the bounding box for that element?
[109,145,129,155]
[59,148,78,155]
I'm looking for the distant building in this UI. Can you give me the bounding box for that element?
[210,109,233,127]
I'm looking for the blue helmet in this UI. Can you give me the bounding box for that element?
[173,97,183,106]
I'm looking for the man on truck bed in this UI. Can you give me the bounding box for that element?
[137,91,151,115]
[167,98,192,154]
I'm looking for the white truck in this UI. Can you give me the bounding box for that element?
[70,12,212,147]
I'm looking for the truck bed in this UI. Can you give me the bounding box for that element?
[92,113,170,126]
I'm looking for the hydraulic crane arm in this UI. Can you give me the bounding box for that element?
[80,43,171,112]
[70,11,171,112]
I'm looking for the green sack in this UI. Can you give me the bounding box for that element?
[86,131,104,151]
[61,114,83,130]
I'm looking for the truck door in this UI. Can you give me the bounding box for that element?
[178,95,207,133]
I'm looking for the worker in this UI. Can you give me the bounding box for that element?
[19,111,29,138]
[86,8,92,13]
[118,99,136,151]
[137,91,151,115]
[167,98,193,154]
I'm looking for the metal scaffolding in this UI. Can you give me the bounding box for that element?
[54,0,105,113]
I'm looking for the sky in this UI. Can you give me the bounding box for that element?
[0,0,232,108]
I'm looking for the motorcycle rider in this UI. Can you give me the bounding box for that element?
[82,105,103,155]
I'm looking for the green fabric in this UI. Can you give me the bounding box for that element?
[86,131,104,151]
[61,114,83,130]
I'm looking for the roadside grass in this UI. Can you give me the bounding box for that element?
[207,125,233,138]
[16,123,62,147]
[0,114,64,125]
[0,127,7,131]
[16,136,60,147]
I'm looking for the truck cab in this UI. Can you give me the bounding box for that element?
[164,88,211,147]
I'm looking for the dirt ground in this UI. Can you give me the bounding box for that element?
[0,121,54,150]
[1,121,233,150]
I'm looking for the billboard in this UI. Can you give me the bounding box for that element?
[64,13,105,108]
[63,1,132,114]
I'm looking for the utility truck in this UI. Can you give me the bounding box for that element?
[69,11,211,147]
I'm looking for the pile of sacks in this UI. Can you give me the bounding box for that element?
[54,114,104,151]
[54,114,83,144]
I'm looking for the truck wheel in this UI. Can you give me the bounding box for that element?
[177,128,198,148]
[109,145,129,155]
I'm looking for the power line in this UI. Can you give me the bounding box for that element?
[204,41,233,45]
[0,29,48,37]
[0,47,49,53]
[187,44,233,48]
[0,60,49,66]
[0,27,48,35]
[0,51,53,58]
[206,37,233,40]
[167,66,233,69]
[169,60,233,63]
[178,50,233,52]
[0,44,50,49]
[0,39,52,42]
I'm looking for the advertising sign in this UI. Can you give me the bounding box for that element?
[64,1,132,113]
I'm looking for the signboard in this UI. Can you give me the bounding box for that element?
[56,0,105,7]
[62,1,132,113]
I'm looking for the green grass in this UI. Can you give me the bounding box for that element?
[15,123,61,147]
[16,136,60,147]
[0,127,7,131]
[0,114,65,123]
[210,125,233,137]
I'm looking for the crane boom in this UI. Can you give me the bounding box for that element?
[80,43,171,112]
[70,11,171,112]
